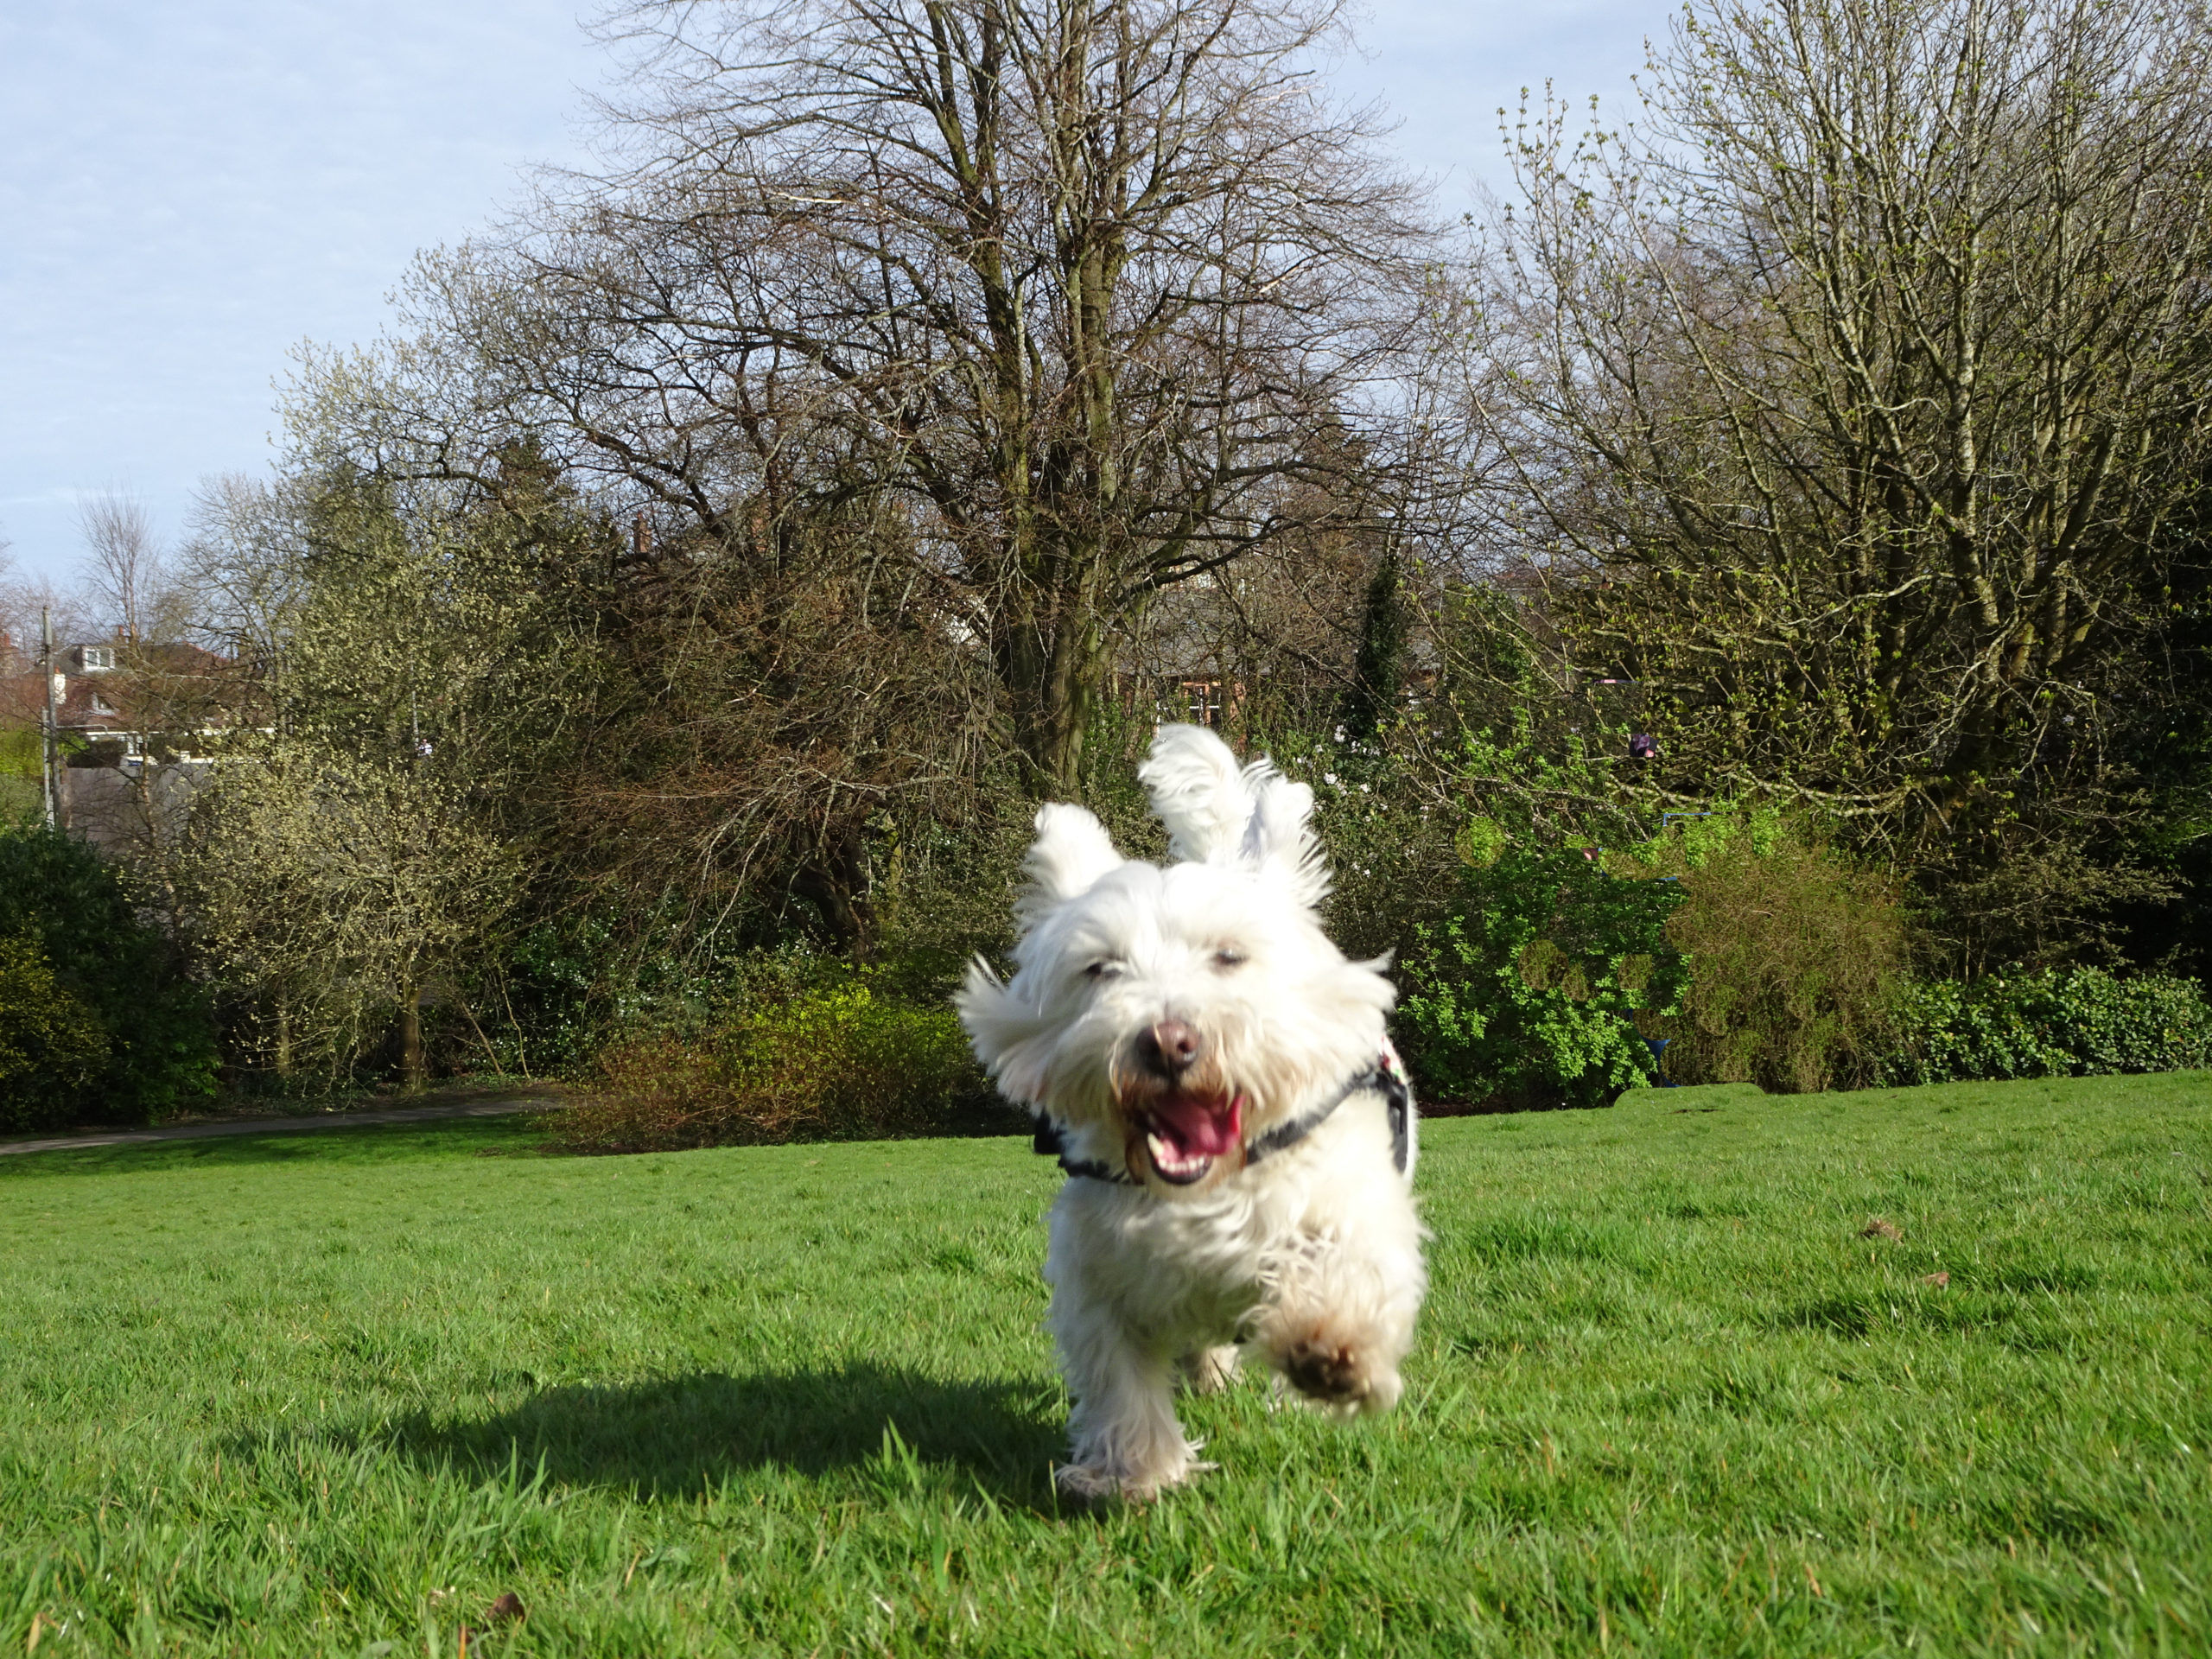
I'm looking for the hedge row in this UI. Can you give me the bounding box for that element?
[1878,967,2212,1087]
[1395,812,2209,1109]
[553,953,1001,1153]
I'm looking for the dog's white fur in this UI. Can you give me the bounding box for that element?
[957,724,1427,1500]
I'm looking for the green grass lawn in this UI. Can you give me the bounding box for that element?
[3,1074,2209,1656]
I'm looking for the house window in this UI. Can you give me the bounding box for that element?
[90,694,117,716]
[1180,679,1224,728]
[79,646,116,671]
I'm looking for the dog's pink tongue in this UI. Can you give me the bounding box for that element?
[1149,1091,1243,1159]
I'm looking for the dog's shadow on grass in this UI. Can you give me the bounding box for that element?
[309,1363,1070,1510]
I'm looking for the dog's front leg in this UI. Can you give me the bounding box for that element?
[1252,1211,1426,1418]
[1048,1292,1206,1502]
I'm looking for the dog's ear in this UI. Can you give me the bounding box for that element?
[956,957,1051,1102]
[1141,723,1253,861]
[1143,723,1330,906]
[1241,766,1330,908]
[1017,803,1122,926]
[961,805,1115,1103]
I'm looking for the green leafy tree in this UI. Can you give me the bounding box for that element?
[176,457,608,1089]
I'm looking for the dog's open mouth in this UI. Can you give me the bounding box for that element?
[1135,1090,1245,1185]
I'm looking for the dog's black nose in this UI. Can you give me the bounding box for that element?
[1140,1020,1204,1079]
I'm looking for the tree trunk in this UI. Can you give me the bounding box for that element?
[793,820,877,954]
[1004,584,1103,798]
[397,981,425,1094]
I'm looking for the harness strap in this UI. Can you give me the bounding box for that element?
[1033,1041,1410,1185]
[1032,1115,1140,1185]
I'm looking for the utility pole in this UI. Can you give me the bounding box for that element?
[40,606,59,830]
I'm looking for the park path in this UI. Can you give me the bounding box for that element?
[0,1091,569,1158]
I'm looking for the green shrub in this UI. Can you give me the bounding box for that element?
[1266,704,1645,967]
[0,726,40,781]
[1878,967,2212,1086]
[0,824,216,1129]
[557,953,1000,1151]
[1623,813,1908,1093]
[0,936,111,1130]
[1401,843,1688,1109]
[1274,731,1465,966]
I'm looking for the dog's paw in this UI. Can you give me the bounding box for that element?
[1054,1461,1128,1503]
[1280,1332,1402,1416]
[1283,1334,1363,1404]
[1054,1457,1215,1503]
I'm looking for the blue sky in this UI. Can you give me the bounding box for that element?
[0,1,1672,590]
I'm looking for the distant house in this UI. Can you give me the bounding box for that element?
[1104,561,1445,738]
[50,640,129,739]
[0,629,248,851]
[35,634,236,757]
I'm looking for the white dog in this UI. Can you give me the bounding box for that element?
[957,724,1427,1500]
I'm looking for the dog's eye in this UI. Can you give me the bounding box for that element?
[1211,948,1248,971]
[1084,960,1122,981]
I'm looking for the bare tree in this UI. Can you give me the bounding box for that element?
[177,474,314,668]
[1474,0,2212,901]
[320,0,1430,793]
[0,533,22,671]
[76,491,175,643]
[0,569,93,673]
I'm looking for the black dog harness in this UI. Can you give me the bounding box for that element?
[1033,1042,1413,1185]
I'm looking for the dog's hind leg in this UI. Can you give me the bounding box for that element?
[1052,1311,1208,1502]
